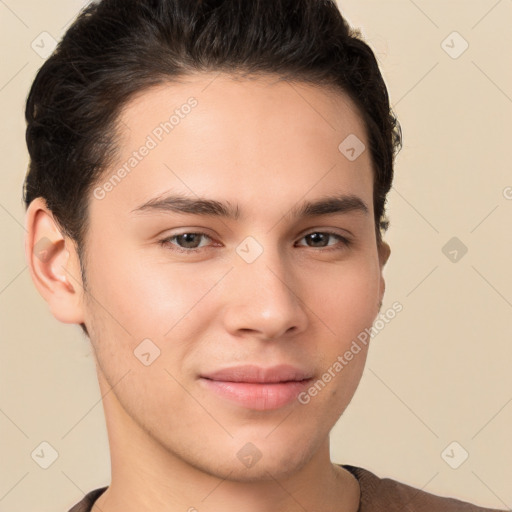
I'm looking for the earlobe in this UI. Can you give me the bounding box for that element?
[378,241,391,269]
[25,198,86,324]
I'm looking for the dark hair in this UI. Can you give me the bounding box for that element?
[24,0,401,264]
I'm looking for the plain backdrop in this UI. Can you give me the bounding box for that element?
[1,1,511,511]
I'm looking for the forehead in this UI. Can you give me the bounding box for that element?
[91,73,373,222]
[119,73,368,147]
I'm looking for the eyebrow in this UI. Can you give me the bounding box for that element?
[131,193,369,220]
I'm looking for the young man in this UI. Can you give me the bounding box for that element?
[23,1,507,511]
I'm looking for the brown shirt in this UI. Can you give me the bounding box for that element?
[68,465,507,511]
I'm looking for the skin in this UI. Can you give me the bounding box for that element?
[26,74,390,512]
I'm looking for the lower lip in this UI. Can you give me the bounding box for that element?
[200,378,311,411]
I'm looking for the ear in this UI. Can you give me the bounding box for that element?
[377,241,391,309]
[25,198,86,324]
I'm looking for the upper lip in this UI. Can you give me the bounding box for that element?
[201,364,313,383]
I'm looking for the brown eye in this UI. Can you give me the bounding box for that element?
[304,233,330,247]
[175,233,204,249]
[297,232,350,249]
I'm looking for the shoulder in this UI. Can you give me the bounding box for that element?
[67,486,108,512]
[342,465,507,512]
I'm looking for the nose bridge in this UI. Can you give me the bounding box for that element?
[222,239,308,339]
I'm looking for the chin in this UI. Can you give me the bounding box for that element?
[203,455,310,483]
[194,436,317,483]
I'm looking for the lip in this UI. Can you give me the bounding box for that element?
[199,365,313,411]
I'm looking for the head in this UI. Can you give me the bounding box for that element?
[24,0,400,482]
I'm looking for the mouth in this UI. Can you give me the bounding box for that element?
[199,365,313,411]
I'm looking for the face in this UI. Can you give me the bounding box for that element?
[80,74,388,481]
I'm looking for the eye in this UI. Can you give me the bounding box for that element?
[296,231,351,250]
[159,232,213,252]
[158,230,351,255]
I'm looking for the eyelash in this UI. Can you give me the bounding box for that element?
[158,231,352,254]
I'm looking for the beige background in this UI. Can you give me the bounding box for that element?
[1,1,511,511]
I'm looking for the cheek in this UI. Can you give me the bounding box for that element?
[289,255,379,402]
[84,240,226,342]
[304,255,381,342]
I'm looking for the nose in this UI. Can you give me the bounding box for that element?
[221,249,309,341]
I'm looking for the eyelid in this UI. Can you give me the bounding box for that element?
[299,227,352,239]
